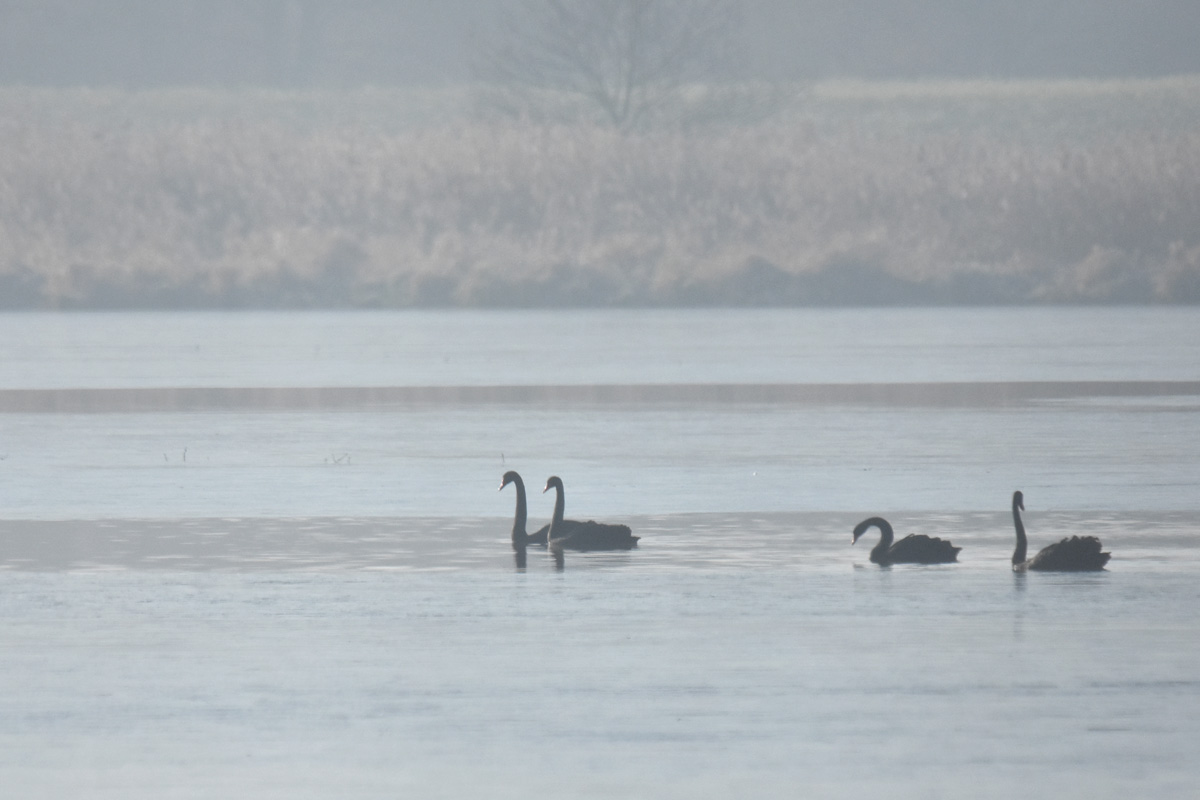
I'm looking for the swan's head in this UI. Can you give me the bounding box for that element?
[851,518,874,544]
[543,475,563,494]
[1013,490,1024,511]
[499,471,521,491]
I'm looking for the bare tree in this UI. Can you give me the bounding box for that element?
[478,0,744,129]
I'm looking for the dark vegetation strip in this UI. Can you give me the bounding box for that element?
[2,382,1198,412]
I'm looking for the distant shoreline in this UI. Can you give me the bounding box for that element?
[3,381,1198,413]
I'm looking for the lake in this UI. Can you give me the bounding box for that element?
[1,307,1198,798]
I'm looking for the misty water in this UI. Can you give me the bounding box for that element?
[1,307,1199,798]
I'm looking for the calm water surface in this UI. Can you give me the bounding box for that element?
[1,308,1198,798]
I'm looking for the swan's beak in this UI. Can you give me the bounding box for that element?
[542,484,550,493]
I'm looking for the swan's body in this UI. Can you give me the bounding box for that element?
[1011,491,1109,571]
[852,517,960,565]
[499,471,550,548]
[543,476,638,551]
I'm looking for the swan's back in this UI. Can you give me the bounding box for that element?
[1028,535,1110,571]
[888,534,960,564]
[550,520,639,551]
[525,524,551,546]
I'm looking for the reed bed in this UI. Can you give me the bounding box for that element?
[1,78,1198,307]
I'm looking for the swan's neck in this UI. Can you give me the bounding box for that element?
[510,476,528,542]
[549,484,566,538]
[870,518,894,562]
[1012,501,1027,566]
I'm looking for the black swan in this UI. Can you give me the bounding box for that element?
[499,471,550,548]
[852,517,960,565]
[1011,490,1110,571]
[543,476,638,551]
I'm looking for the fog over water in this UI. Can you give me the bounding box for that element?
[2,308,1198,518]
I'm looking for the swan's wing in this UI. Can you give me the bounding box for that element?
[553,520,638,551]
[547,519,588,543]
[1031,535,1110,570]
[889,534,960,563]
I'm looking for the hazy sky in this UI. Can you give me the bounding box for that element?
[0,0,1197,88]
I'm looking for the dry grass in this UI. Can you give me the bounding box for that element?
[1,78,1198,307]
